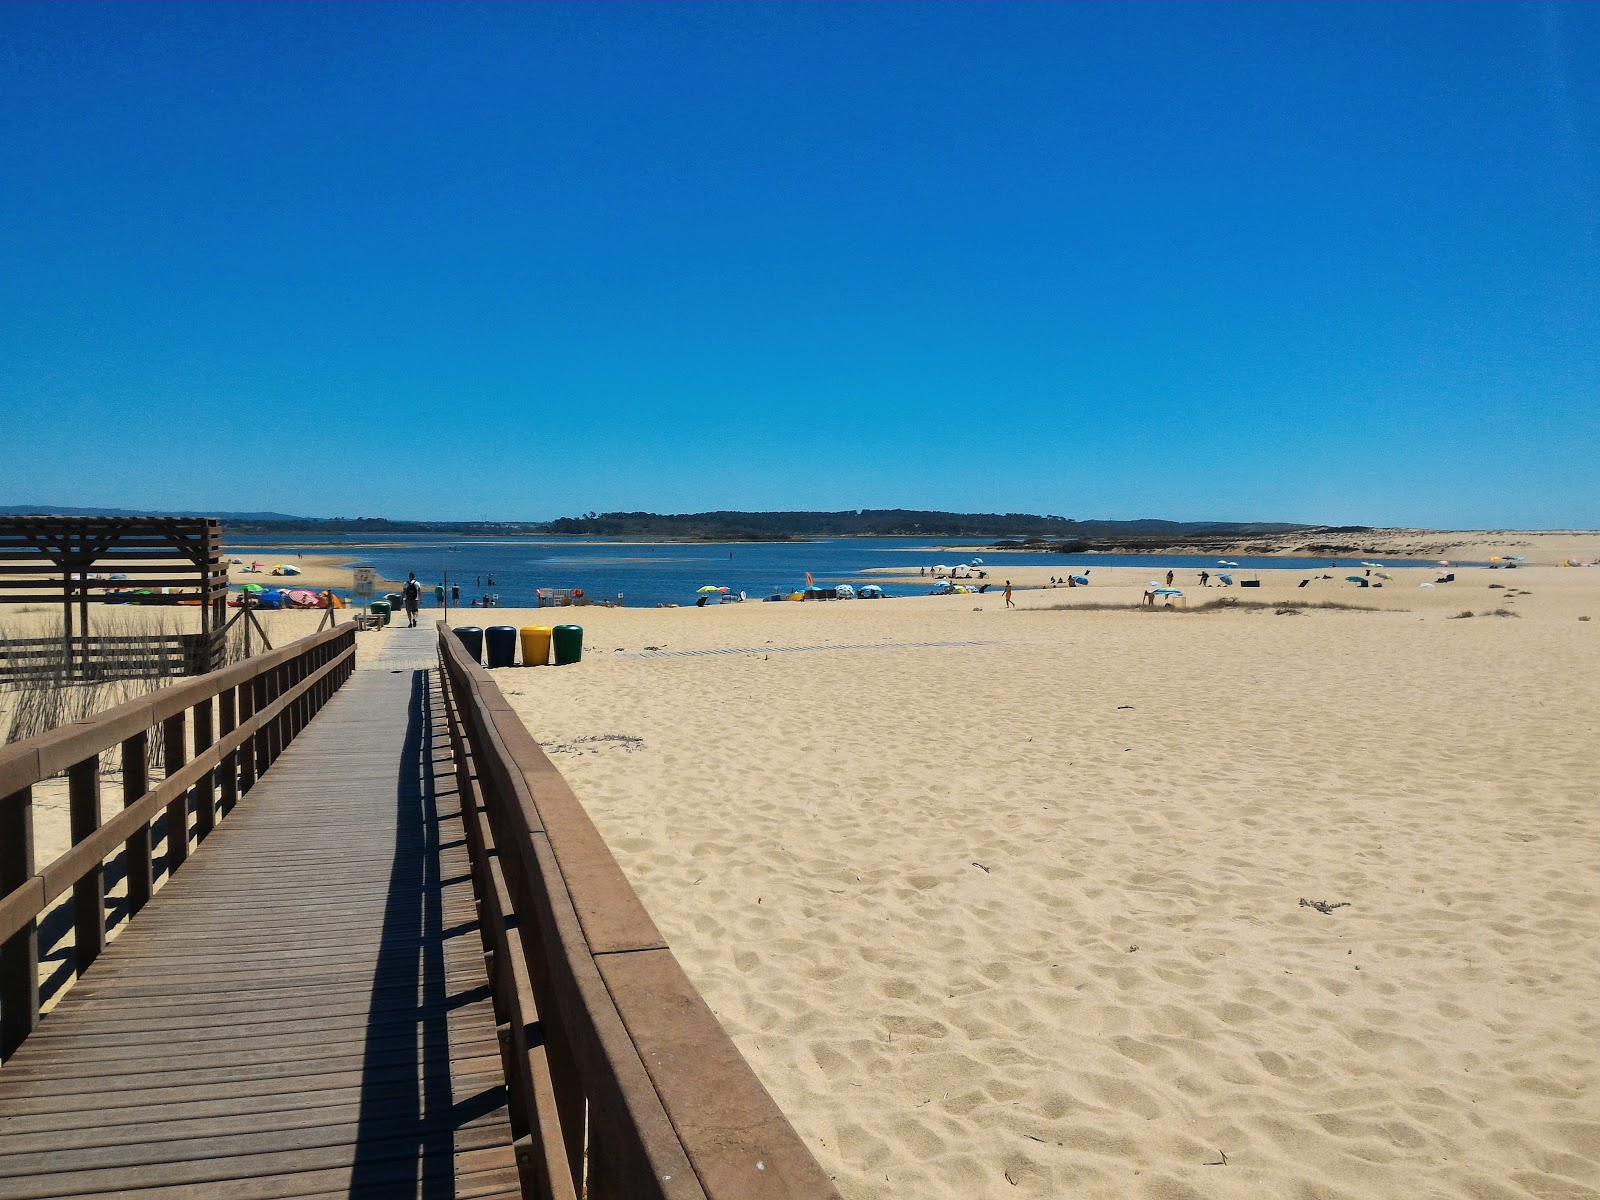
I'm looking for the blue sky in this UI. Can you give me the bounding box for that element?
[1,3,1595,527]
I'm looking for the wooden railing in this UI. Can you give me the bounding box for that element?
[436,624,839,1200]
[0,624,356,1059]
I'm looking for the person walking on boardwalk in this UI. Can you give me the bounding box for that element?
[402,573,422,627]
[1003,580,1014,608]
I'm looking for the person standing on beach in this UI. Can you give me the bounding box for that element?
[1199,570,1210,587]
[1003,580,1014,608]
[402,573,422,627]
[1166,569,1175,587]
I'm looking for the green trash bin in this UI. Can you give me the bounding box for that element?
[552,624,583,665]
[371,600,391,626]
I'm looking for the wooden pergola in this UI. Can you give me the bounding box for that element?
[0,517,229,681]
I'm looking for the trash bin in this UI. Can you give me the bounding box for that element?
[552,624,583,665]
[485,626,517,669]
[520,625,552,666]
[371,600,391,626]
[453,626,483,663]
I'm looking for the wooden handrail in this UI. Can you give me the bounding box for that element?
[0,624,356,1059]
[436,623,838,1200]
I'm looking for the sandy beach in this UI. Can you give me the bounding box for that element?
[4,558,1597,1196]
[457,561,1599,1198]
[221,550,398,590]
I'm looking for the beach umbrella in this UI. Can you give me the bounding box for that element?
[696,585,723,593]
[969,557,984,565]
[238,582,264,592]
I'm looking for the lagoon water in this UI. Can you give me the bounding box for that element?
[230,536,1459,608]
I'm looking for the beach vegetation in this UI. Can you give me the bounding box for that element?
[1032,598,1388,615]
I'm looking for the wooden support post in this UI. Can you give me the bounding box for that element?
[265,666,282,767]
[192,697,215,840]
[252,674,270,780]
[67,758,105,972]
[122,732,152,915]
[240,678,258,794]
[163,712,188,874]
[0,787,39,1059]
[61,569,73,682]
[218,688,238,815]
[78,571,89,680]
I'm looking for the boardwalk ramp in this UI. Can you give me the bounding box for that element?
[0,643,519,1197]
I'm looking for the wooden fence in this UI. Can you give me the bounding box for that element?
[0,517,230,680]
[0,625,356,1059]
[435,625,839,1200]
[0,632,218,682]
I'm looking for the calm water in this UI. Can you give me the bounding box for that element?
[229,536,1464,608]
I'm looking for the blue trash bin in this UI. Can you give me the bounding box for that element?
[453,626,483,664]
[485,625,518,669]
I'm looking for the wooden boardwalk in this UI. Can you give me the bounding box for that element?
[0,649,519,1198]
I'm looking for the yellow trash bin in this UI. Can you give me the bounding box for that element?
[520,625,552,667]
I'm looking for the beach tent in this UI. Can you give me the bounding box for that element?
[1345,576,1370,587]
[835,584,856,599]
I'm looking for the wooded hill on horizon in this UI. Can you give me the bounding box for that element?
[0,505,1324,540]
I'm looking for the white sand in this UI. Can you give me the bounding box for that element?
[477,568,1600,1198]
[5,558,1597,1197]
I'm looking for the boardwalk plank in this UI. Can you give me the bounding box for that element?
[0,652,517,1200]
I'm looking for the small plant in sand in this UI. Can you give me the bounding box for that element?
[1488,608,1520,618]
[1449,610,1474,619]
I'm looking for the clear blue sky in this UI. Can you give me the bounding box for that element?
[2,3,1595,527]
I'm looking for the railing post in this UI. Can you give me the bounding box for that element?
[253,673,270,779]
[122,731,152,914]
[0,787,39,1059]
[293,653,308,737]
[218,687,238,815]
[67,757,105,971]
[240,677,258,793]
[193,697,215,840]
[267,663,284,766]
[163,712,189,874]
